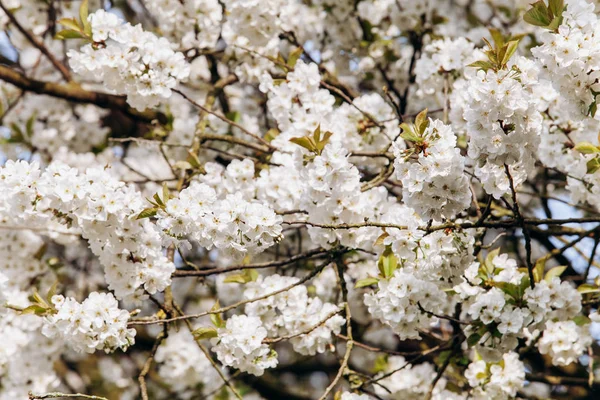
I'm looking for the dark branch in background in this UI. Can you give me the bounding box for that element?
[505,164,535,289]
[0,65,166,123]
[0,0,72,81]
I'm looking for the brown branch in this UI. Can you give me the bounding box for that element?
[138,331,166,400]
[173,88,275,150]
[129,257,336,326]
[172,248,330,277]
[0,65,166,123]
[29,393,107,400]
[0,0,71,81]
[505,164,535,289]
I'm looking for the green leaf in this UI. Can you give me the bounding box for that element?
[136,208,159,219]
[225,111,241,123]
[484,248,501,274]
[577,283,600,294]
[414,109,429,134]
[223,273,249,284]
[313,124,322,143]
[502,40,520,66]
[399,123,421,142]
[316,131,334,153]
[162,182,170,203]
[548,0,564,17]
[523,1,552,27]
[46,281,59,304]
[57,18,80,31]
[210,301,225,328]
[265,128,280,142]
[192,326,218,340]
[25,113,36,138]
[587,157,600,174]
[288,47,303,68]
[547,15,563,31]
[79,0,90,33]
[355,277,379,288]
[544,265,567,282]
[467,332,482,347]
[372,355,388,373]
[494,281,523,300]
[186,151,202,169]
[374,232,389,247]
[467,60,495,71]
[533,257,546,283]
[290,136,316,153]
[589,98,598,118]
[574,142,600,154]
[573,315,591,326]
[153,193,165,207]
[10,122,24,142]
[489,28,505,50]
[21,304,49,315]
[378,246,398,279]
[54,29,87,40]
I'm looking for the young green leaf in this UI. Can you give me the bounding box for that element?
[288,47,303,68]
[523,1,552,27]
[355,277,379,288]
[574,142,600,154]
[544,265,567,282]
[192,326,219,340]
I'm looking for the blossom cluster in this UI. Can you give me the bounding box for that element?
[68,10,190,110]
[454,61,543,198]
[364,268,447,340]
[243,274,345,355]
[531,0,600,118]
[465,352,525,399]
[42,292,135,353]
[0,160,175,298]
[157,180,282,261]
[454,251,586,363]
[211,314,277,376]
[393,118,471,220]
[2,0,600,398]
[155,329,224,396]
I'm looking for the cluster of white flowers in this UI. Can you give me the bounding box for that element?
[373,355,463,399]
[155,329,224,396]
[42,292,135,353]
[378,206,475,284]
[333,93,400,153]
[537,320,593,366]
[364,269,447,340]
[454,60,543,198]
[531,0,600,118]
[243,274,345,355]
[393,118,471,220]
[2,93,109,156]
[221,0,285,80]
[415,37,478,99]
[67,10,190,110]
[465,352,525,400]
[455,251,584,362]
[158,180,282,261]
[524,276,583,324]
[211,314,277,376]
[0,160,175,298]
[0,230,62,399]
[144,0,222,49]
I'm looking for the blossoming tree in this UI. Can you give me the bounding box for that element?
[2,0,600,398]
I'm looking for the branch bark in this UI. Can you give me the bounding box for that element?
[0,65,166,123]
